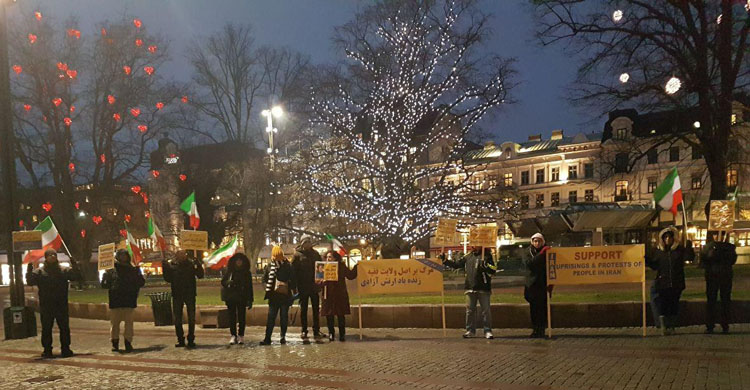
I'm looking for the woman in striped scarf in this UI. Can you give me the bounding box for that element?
[260,246,296,345]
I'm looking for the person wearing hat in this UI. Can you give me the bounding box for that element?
[522,233,551,338]
[26,249,82,358]
[701,231,736,334]
[101,249,146,352]
[646,226,694,335]
[292,234,325,339]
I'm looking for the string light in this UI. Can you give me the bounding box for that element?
[612,10,623,23]
[665,76,681,94]
[619,73,630,83]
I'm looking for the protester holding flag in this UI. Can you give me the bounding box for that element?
[163,250,204,348]
[318,250,358,342]
[23,216,65,264]
[522,233,550,339]
[646,227,694,335]
[442,245,497,339]
[260,246,296,345]
[292,235,325,339]
[26,249,81,358]
[221,253,253,345]
[101,249,145,352]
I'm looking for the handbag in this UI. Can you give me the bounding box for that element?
[274,280,290,296]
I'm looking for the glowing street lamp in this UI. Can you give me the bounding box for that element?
[261,105,282,170]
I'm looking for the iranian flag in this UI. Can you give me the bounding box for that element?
[126,227,143,265]
[325,233,347,257]
[148,216,166,252]
[654,168,683,216]
[205,236,239,270]
[180,191,200,229]
[23,216,65,264]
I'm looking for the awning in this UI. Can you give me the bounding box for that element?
[568,209,657,232]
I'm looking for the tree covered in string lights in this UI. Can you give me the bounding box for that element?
[9,10,185,263]
[297,0,514,249]
[534,1,750,208]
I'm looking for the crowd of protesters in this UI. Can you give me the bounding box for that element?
[22,227,739,358]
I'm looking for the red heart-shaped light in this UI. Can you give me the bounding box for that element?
[133,19,142,29]
[52,98,62,107]
[143,66,154,76]
[123,65,131,75]
[107,95,116,105]
[23,104,31,112]
[119,229,128,237]
[124,214,132,223]
[66,69,77,79]
[69,105,75,113]
[74,202,80,209]
[19,220,25,228]
[68,162,75,172]
[138,124,148,133]
[92,216,103,225]
[151,170,160,178]
[34,11,42,21]
[12,65,22,74]
[141,192,149,204]
[67,29,81,39]
[80,229,86,238]
[100,154,106,163]
[148,45,157,54]
[155,102,164,110]
[57,62,68,71]
[42,203,52,212]
[135,38,143,47]
[131,185,141,194]
[63,117,72,127]
[181,95,189,103]
[113,113,121,121]
[179,174,187,181]
[130,108,140,117]
[28,34,37,44]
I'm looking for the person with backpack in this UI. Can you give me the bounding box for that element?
[101,249,146,352]
[221,253,254,344]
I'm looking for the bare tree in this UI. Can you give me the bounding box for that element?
[297,0,514,249]
[533,1,750,209]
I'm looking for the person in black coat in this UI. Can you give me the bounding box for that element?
[101,249,145,352]
[522,233,551,339]
[442,246,497,339]
[163,250,204,348]
[26,249,82,358]
[646,226,694,335]
[221,253,254,345]
[260,245,296,345]
[292,235,324,339]
[701,231,737,334]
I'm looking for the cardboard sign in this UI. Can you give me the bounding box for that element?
[180,230,208,251]
[547,244,645,285]
[315,261,339,282]
[434,219,458,246]
[708,200,735,231]
[357,259,444,295]
[12,230,43,252]
[469,226,497,247]
[98,243,116,271]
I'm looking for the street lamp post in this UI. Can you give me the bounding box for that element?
[261,105,282,170]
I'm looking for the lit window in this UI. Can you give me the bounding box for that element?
[585,189,594,202]
[691,176,702,190]
[551,192,560,206]
[647,178,657,193]
[503,173,513,187]
[535,194,544,208]
[568,165,578,180]
[551,167,560,181]
[615,180,629,201]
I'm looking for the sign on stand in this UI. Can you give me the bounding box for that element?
[12,231,42,252]
[180,230,208,251]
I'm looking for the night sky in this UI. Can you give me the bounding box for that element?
[7,0,588,144]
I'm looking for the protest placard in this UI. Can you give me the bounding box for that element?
[180,230,208,251]
[315,261,339,282]
[469,225,497,247]
[98,243,116,271]
[12,230,42,252]
[434,219,458,246]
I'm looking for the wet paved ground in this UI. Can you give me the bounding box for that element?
[0,317,749,389]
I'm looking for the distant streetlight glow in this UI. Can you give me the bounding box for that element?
[619,73,630,83]
[612,10,623,23]
[665,77,681,94]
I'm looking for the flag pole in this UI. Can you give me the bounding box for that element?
[680,201,688,247]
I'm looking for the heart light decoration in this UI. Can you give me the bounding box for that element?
[133,19,142,29]
[23,104,31,112]
[57,62,68,71]
[151,170,160,178]
[148,45,157,54]
[67,29,81,39]
[113,113,121,121]
[107,95,116,105]
[42,203,53,212]
[119,229,128,237]
[69,105,75,113]
[19,220,24,228]
[179,174,187,181]
[124,214,132,223]
[52,97,62,107]
[28,34,37,44]
[144,211,150,218]
[12,65,22,74]
[99,154,106,163]
[92,215,103,225]
[138,124,148,133]
[80,229,86,238]
[63,117,72,127]
[143,66,154,76]
[130,108,140,117]
[181,95,189,103]
[141,192,149,204]
[135,38,143,47]
[66,69,77,79]
[34,11,42,21]
[131,185,141,194]
[155,102,164,110]
[123,65,131,75]
[74,202,80,209]
[68,162,75,172]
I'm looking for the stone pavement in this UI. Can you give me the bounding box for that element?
[0,317,749,389]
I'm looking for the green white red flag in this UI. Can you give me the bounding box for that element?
[180,191,200,229]
[325,233,347,257]
[654,168,683,216]
[125,225,143,265]
[205,235,239,270]
[23,216,65,264]
[148,216,166,252]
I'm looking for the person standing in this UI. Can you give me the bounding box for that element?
[26,249,81,358]
[101,249,145,352]
[442,246,497,339]
[292,235,325,339]
[522,233,550,339]
[318,251,358,342]
[163,250,204,348]
[260,246,296,345]
[701,231,737,334]
[221,253,254,344]
[646,226,694,335]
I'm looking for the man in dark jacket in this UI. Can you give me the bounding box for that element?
[221,253,254,344]
[163,250,204,348]
[646,226,694,335]
[101,249,145,352]
[522,233,550,339]
[292,235,324,338]
[26,249,81,358]
[701,232,737,334]
[442,246,497,339]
